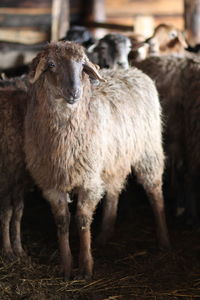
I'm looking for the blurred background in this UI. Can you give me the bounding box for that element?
[0,0,199,73]
[0,1,199,45]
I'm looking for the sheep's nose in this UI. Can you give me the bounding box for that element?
[117,62,129,69]
[70,88,81,100]
[67,88,81,104]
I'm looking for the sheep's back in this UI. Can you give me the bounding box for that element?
[0,89,27,194]
[90,67,164,178]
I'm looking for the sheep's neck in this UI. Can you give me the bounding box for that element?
[29,82,94,190]
[34,79,91,128]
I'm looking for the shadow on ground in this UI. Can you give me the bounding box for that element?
[0,176,200,300]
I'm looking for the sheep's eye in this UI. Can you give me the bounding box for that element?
[99,45,107,50]
[169,31,177,39]
[48,62,55,68]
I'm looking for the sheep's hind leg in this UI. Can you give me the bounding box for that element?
[76,186,103,280]
[135,161,170,250]
[11,188,26,257]
[96,189,120,245]
[44,190,72,280]
[145,181,170,249]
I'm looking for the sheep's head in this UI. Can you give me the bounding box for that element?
[29,41,105,104]
[63,25,95,48]
[88,33,132,69]
[128,33,149,62]
[146,24,188,56]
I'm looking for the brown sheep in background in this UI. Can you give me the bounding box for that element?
[0,85,29,259]
[24,41,170,280]
[134,54,200,225]
[145,23,188,56]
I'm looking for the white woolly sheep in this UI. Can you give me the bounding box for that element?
[24,41,170,280]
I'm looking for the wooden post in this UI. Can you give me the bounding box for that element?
[82,0,106,38]
[184,0,200,45]
[134,15,154,38]
[51,0,69,41]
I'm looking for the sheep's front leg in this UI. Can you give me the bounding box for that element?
[44,190,72,280]
[0,193,15,260]
[76,187,102,280]
[0,199,14,259]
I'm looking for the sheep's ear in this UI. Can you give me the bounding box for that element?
[83,59,106,82]
[87,43,97,53]
[131,41,146,50]
[29,56,46,84]
[178,32,188,48]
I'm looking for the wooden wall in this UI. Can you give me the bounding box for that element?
[0,0,185,43]
[105,0,184,36]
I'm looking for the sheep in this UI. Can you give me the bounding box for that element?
[63,25,96,49]
[87,32,132,69]
[0,84,29,259]
[24,41,170,280]
[0,74,29,91]
[128,33,149,63]
[134,55,200,224]
[145,23,188,57]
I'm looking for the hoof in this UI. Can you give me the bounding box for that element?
[63,273,71,281]
[74,272,92,281]
[95,232,111,246]
[1,249,17,262]
[14,248,27,259]
[62,269,73,281]
[159,239,171,251]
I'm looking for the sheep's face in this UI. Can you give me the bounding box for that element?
[91,33,132,69]
[146,24,188,55]
[29,41,105,105]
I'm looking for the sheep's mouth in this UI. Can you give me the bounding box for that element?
[55,97,80,105]
[66,97,80,104]
[148,49,159,55]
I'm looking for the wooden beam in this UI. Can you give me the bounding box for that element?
[105,0,183,15]
[0,14,51,27]
[0,28,48,44]
[86,21,133,31]
[0,8,51,14]
[184,0,200,45]
[51,0,69,41]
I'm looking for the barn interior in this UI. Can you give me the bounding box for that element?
[0,1,200,299]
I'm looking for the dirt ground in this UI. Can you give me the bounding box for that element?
[0,177,200,300]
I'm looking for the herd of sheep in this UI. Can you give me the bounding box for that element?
[0,23,200,280]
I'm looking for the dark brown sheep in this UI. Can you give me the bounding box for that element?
[24,41,170,280]
[0,86,28,258]
[134,55,200,224]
